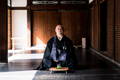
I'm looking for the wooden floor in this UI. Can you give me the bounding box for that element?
[0,48,120,80]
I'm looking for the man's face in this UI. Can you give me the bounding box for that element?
[55,25,64,35]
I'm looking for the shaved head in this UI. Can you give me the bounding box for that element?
[55,24,64,36]
[55,25,64,31]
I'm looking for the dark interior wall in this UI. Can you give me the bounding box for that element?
[61,11,88,45]
[90,0,113,57]
[115,0,120,62]
[107,0,114,58]
[90,1,100,50]
[32,10,88,45]
[27,0,89,46]
[100,1,107,51]
[0,0,8,63]
[90,0,120,62]
[32,11,60,45]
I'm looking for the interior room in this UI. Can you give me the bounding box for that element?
[0,0,120,80]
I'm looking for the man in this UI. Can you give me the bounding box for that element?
[37,24,76,70]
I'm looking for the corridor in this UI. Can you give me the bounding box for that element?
[0,0,120,80]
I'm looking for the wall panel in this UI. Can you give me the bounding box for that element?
[115,0,120,62]
[32,11,60,45]
[32,11,88,45]
[0,0,8,62]
[61,11,87,45]
[90,1,100,50]
[107,0,114,58]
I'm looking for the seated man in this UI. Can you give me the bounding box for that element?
[37,24,77,70]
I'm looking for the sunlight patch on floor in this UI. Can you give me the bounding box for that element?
[0,70,37,80]
[8,53,44,62]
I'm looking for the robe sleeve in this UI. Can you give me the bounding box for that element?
[37,38,53,70]
[67,39,77,69]
[43,41,52,59]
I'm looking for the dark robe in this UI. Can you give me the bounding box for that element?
[37,36,77,70]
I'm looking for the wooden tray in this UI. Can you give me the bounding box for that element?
[49,67,69,74]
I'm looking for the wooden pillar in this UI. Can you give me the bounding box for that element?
[115,0,120,62]
[0,0,8,63]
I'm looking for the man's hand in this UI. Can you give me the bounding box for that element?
[54,60,58,62]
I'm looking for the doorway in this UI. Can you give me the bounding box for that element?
[100,1,107,51]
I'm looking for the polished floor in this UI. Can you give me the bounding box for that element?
[0,48,120,80]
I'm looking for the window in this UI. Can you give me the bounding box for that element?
[11,0,27,7]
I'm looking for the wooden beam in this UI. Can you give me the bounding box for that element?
[0,0,8,63]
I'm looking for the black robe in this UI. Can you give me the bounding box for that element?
[37,36,77,70]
